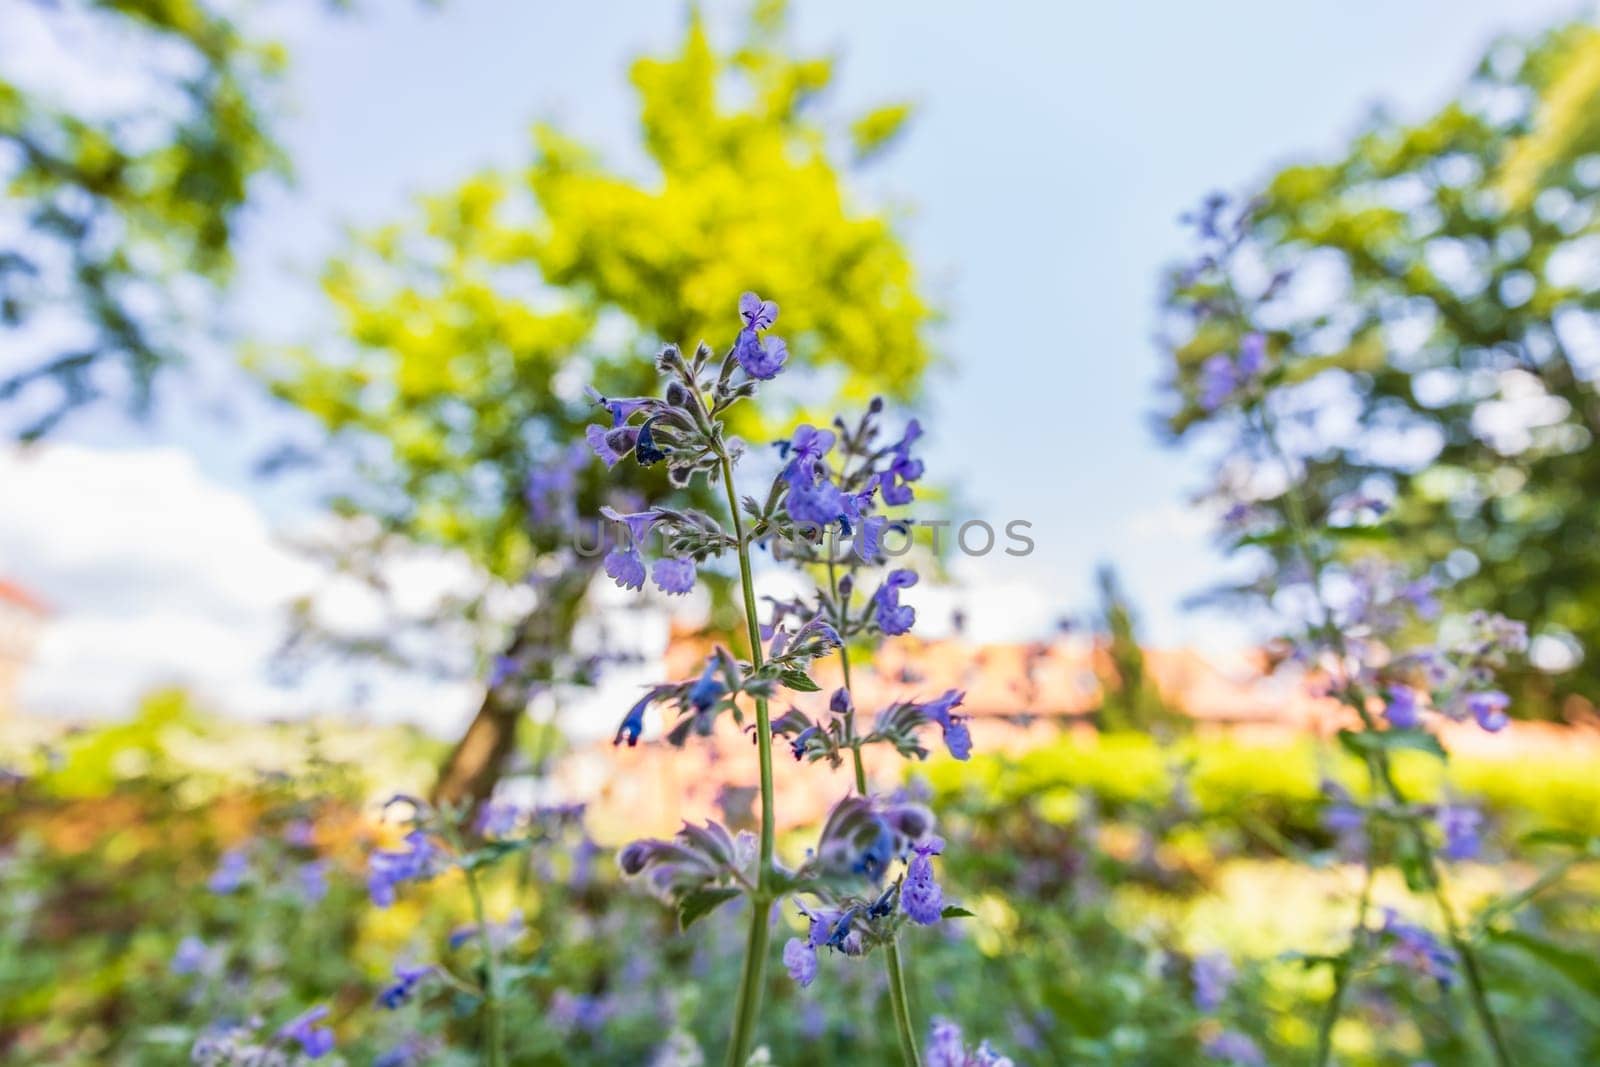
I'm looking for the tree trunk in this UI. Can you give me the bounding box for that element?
[431,561,596,809]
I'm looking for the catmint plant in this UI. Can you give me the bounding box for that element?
[587,293,1005,1066]
[1166,193,1590,1067]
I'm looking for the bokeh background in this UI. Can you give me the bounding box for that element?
[3,1,1600,1064]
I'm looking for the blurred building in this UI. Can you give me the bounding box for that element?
[0,579,48,715]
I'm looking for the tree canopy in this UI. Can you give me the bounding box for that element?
[1161,21,1600,712]
[1,0,286,438]
[256,4,941,800]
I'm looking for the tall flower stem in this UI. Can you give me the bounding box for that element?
[1253,405,1513,1067]
[458,851,505,1067]
[827,558,871,796]
[1315,859,1375,1066]
[885,938,923,1067]
[829,558,922,1067]
[720,450,776,1067]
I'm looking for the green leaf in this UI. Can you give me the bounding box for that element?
[1489,929,1600,1012]
[1337,728,1447,761]
[1281,951,1343,971]
[460,838,533,870]
[939,906,975,919]
[1519,828,1599,853]
[779,669,821,693]
[678,887,742,930]
[850,102,914,162]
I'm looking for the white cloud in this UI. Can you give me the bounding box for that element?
[0,444,485,729]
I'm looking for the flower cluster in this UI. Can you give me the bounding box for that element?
[586,293,1000,1065]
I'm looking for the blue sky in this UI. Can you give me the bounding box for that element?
[3,0,1583,721]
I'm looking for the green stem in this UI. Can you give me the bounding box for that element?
[1471,855,1582,936]
[719,451,776,1067]
[828,557,870,795]
[461,860,506,1067]
[1316,859,1375,1066]
[829,558,921,1066]
[725,891,774,1067]
[886,938,923,1067]
[1252,405,1514,1067]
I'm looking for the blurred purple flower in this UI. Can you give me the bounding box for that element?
[276,1006,335,1059]
[207,849,249,894]
[1437,805,1483,862]
[1192,952,1235,1012]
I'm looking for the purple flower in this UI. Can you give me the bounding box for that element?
[600,506,662,592]
[584,423,632,469]
[614,691,657,747]
[1465,690,1510,732]
[374,1037,429,1067]
[277,1006,335,1059]
[927,1017,1014,1067]
[604,547,646,591]
[873,569,919,635]
[488,654,518,690]
[1437,805,1482,862]
[739,291,778,331]
[915,688,972,759]
[789,724,819,761]
[367,830,441,907]
[852,514,889,562]
[585,386,653,427]
[476,802,521,838]
[941,720,972,760]
[449,911,525,951]
[171,936,210,976]
[687,660,726,714]
[733,292,788,379]
[1202,1031,1264,1065]
[829,688,853,716]
[878,419,925,506]
[1192,952,1235,1012]
[652,556,696,596]
[741,335,788,379]
[378,964,432,1010]
[549,989,612,1035]
[1384,685,1421,730]
[779,425,835,487]
[1198,354,1238,411]
[787,475,850,528]
[1236,332,1267,377]
[902,839,945,925]
[1400,575,1440,619]
[207,848,249,894]
[297,860,329,904]
[633,415,669,465]
[783,936,819,987]
[1381,908,1457,987]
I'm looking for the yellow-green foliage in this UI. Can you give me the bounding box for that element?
[929,731,1600,836]
[256,4,938,581]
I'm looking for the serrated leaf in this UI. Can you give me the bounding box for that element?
[779,669,821,693]
[678,887,742,930]
[939,906,975,919]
